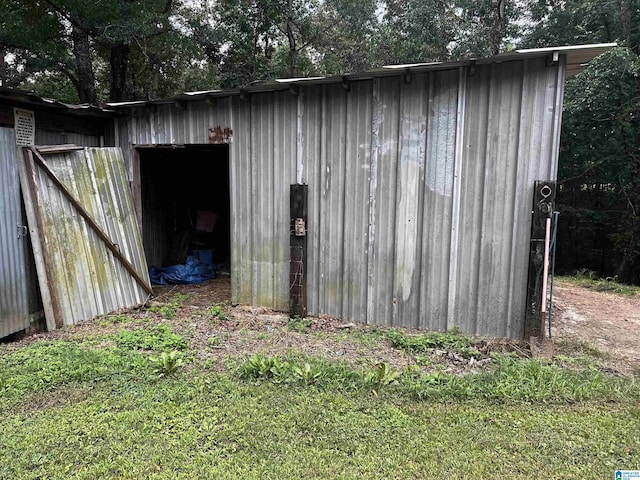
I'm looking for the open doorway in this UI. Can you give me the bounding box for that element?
[136,145,230,278]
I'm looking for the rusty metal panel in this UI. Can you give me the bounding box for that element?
[18,147,151,328]
[0,127,29,338]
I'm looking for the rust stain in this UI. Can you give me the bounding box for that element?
[208,126,233,144]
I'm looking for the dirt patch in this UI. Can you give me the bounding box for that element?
[2,277,528,377]
[548,281,640,375]
[6,277,636,377]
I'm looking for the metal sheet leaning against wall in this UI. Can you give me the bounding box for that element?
[18,147,151,328]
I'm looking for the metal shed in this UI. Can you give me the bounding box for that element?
[0,89,151,339]
[105,43,615,340]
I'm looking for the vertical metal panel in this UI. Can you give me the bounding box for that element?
[0,128,29,338]
[272,91,298,310]
[230,96,253,304]
[367,77,401,325]
[317,84,348,316]
[393,74,428,328]
[18,147,150,327]
[340,81,373,322]
[301,87,323,315]
[452,57,563,338]
[114,56,565,338]
[421,69,458,332]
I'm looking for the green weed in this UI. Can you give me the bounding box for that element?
[362,362,402,396]
[96,313,136,325]
[387,327,480,359]
[115,324,187,352]
[149,350,185,378]
[147,292,191,319]
[560,271,640,296]
[0,341,148,401]
[288,316,312,333]
[208,302,228,321]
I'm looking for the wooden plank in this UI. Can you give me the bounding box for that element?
[19,147,62,329]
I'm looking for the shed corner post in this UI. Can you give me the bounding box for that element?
[289,184,308,318]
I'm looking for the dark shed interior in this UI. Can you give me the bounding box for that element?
[137,145,230,276]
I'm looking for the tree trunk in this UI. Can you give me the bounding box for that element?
[109,43,131,101]
[0,46,5,87]
[287,19,297,77]
[70,22,98,105]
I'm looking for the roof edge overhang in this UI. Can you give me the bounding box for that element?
[105,42,617,109]
[0,88,121,118]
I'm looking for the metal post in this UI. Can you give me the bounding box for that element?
[289,184,308,318]
[524,181,556,339]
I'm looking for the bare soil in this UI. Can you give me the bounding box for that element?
[549,280,640,375]
[4,277,638,377]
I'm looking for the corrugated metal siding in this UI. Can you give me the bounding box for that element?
[117,56,565,338]
[20,147,150,327]
[35,130,101,147]
[0,128,29,338]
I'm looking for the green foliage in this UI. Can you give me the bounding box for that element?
[520,0,640,284]
[97,313,137,326]
[2,324,640,479]
[361,362,402,396]
[0,341,148,401]
[287,316,312,333]
[208,302,228,321]
[559,272,640,296]
[387,327,480,359]
[115,324,187,352]
[148,293,190,319]
[2,374,639,479]
[291,362,324,385]
[238,353,289,381]
[148,350,185,378]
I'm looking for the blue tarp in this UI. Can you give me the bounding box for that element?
[149,255,215,285]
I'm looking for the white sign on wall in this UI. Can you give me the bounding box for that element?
[13,108,35,146]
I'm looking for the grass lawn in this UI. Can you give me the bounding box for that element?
[1,290,639,479]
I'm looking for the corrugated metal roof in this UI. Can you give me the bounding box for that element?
[106,43,616,108]
[0,88,119,117]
